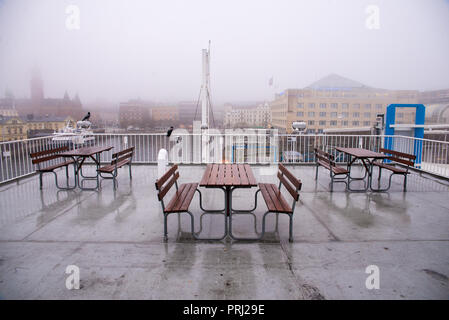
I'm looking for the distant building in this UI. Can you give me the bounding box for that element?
[151,105,179,122]
[0,114,74,142]
[224,102,271,128]
[178,101,198,130]
[270,74,419,133]
[11,68,84,120]
[118,100,152,129]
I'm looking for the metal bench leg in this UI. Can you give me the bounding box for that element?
[163,212,168,241]
[315,164,319,180]
[129,164,132,179]
[39,172,43,190]
[288,213,293,242]
[404,174,407,192]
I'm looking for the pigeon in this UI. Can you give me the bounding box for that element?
[166,126,174,137]
[82,112,91,121]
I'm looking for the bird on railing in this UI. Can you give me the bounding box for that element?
[166,126,174,137]
[81,112,91,121]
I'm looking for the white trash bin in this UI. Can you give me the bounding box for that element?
[157,149,169,178]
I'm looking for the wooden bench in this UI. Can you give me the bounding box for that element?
[371,148,416,191]
[241,164,301,242]
[314,148,349,192]
[98,147,134,189]
[155,165,199,241]
[30,146,76,190]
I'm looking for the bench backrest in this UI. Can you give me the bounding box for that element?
[111,147,134,165]
[314,148,337,167]
[155,165,179,202]
[277,163,301,201]
[379,148,415,167]
[30,146,69,164]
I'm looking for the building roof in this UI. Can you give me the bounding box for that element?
[306,73,370,90]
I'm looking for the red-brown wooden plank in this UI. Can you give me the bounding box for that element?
[200,164,213,186]
[238,164,249,186]
[209,164,219,185]
[164,183,187,212]
[224,164,233,185]
[231,164,240,185]
[270,184,293,213]
[217,164,225,185]
[244,164,257,185]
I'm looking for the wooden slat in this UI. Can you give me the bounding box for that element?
[164,183,187,212]
[112,147,134,159]
[38,160,75,172]
[279,164,301,189]
[224,164,233,185]
[32,154,61,164]
[277,172,299,201]
[238,164,249,186]
[380,148,416,160]
[112,153,132,165]
[30,146,68,158]
[388,157,414,167]
[244,164,257,185]
[199,164,213,186]
[265,183,284,212]
[209,164,219,185]
[217,164,225,185]
[259,184,276,212]
[374,162,408,174]
[156,165,178,190]
[231,164,240,185]
[178,183,198,212]
[270,184,292,213]
[157,172,179,200]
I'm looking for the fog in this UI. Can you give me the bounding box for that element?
[1,0,449,106]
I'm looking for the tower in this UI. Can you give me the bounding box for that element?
[200,42,211,129]
[30,67,44,104]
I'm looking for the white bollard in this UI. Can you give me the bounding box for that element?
[157,148,169,178]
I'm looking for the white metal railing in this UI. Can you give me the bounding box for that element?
[1,133,448,184]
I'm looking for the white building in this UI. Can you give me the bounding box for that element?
[224,103,271,128]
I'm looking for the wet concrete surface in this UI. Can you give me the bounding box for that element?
[0,164,448,299]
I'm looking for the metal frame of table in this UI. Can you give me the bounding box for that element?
[59,146,113,190]
[199,164,258,240]
[335,147,389,192]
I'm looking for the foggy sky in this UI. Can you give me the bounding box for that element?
[1,0,449,106]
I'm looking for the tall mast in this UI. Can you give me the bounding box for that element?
[201,41,211,129]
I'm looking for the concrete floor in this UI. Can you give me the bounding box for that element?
[0,164,448,299]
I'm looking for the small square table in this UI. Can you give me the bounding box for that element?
[199,164,257,216]
[59,146,113,190]
[335,147,389,191]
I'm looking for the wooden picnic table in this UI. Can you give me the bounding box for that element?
[59,146,113,190]
[199,164,257,216]
[335,147,389,191]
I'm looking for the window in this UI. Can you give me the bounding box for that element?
[308,129,316,133]
[342,120,348,126]
[330,112,337,118]
[297,103,304,108]
[364,104,371,110]
[308,112,315,117]
[342,103,349,109]
[319,112,326,117]
[297,112,304,117]
[331,103,338,109]
[363,121,371,126]
[330,120,337,126]
[308,120,315,125]
[319,120,326,125]
[352,121,359,126]
[353,112,360,118]
[342,112,349,118]
[376,104,382,110]
[320,103,327,109]
[353,103,360,109]
[397,113,404,118]
[364,112,371,118]
[308,103,315,108]
[317,129,324,133]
